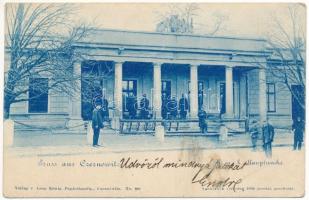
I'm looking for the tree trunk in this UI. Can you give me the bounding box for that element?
[4,94,12,120]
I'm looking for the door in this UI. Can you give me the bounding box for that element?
[198,81,204,110]
[291,85,305,121]
[219,82,226,114]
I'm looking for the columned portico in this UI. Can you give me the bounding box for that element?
[225,66,234,118]
[114,62,123,117]
[259,66,267,122]
[153,63,162,118]
[190,64,198,118]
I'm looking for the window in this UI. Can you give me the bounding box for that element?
[162,80,171,98]
[267,83,276,112]
[28,78,48,113]
[122,80,137,97]
[198,81,204,109]
[122,80,137,111]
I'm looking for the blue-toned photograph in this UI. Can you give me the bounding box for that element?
[2,2,306,198]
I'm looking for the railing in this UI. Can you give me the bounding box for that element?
[119,118,248,135]
[120,119,158,134]
[119,119,200,134]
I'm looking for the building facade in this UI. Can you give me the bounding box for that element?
[8,29,296,132]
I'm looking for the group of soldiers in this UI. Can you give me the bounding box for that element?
[92,94,304,153]
[249,116,304,157]
[250,120,275,157]
[161,93,190,119]
[125,93,192,120]
[125,93,151,119]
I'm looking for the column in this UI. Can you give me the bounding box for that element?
[114,62,123,117]
[70,62,82,119]
[259,66,267,122]
[239,72,248,118]
[68,61,84,131]
[153,63,162,118]
[190,64,198,118]
[225,66,234,118]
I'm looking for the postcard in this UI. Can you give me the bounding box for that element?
[2,2,306,197]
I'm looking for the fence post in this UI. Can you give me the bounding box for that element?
[87,121,93,145]
[219,123,228,142]
[4,119,14,147]
[155,123,165,142]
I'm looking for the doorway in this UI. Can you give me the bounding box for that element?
[291,85,305,121]
[219,82,226,115]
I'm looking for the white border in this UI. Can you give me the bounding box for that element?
[0,1,308,200]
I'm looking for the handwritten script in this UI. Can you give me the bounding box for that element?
[120,157,248,192]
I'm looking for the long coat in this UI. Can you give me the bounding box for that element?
[126,96,137,117]
[140,97,150,111]
[179,97,189,112]
[292,120,304,142]
[198,110,207,128]
[262,123,275,144]
[167,99,178,118]
[92,108,104,129]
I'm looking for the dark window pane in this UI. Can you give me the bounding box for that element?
[198,82,203,91]
[28,78,48,113]
[128,81,133,90]
[122,81,127,90]
[162,82,166,91]
[122,80,137,112]
[267,83,276,112]
[162,81,171,97]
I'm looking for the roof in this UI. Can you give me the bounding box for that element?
[78,28,269,53]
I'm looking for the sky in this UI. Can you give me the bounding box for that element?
[72,3,306,39]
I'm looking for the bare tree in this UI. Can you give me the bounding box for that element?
[155,3,226,35]
[155,4,198,34]
[4,3,98,119]
[267,4,305,112]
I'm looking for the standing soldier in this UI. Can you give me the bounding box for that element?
[92,102,104,147]
[249,120,259,151]
[179,93,189,119]
[140,94,150,119]
[262,120,275,157]
[198,108,207,134]
[126,93,137,119]
[161,93,168,119]
[166,96,178,131]
[168,96,178,119]
[292,116,304,150]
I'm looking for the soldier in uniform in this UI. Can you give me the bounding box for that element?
[198,108,207,134]
[168,96,178,119]
[292,116,304,150]
[179,93,189,119]
[262,120,275,157]
[140,94,150,119]
[161,93,168,119]
[126,93,137,119]
[92,102,104,147]
[249,120,259,151]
